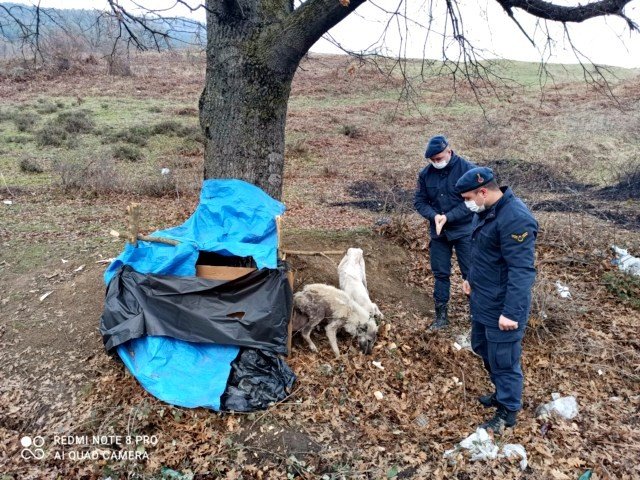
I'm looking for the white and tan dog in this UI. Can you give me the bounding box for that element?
[292,283,378,358]
[338,247,383,320]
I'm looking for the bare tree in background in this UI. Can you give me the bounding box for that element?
[1,0,637,199]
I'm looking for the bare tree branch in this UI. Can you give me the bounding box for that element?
[496,0,638,30]
[274,0,368,67]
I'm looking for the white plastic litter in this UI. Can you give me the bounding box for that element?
[372,361,384,370]
[39,291,53,302]
[455,330,472,350]
[459,428,499,461]
[3,199,12,205]
[612,245,640,277]
[555,281,571,299]
[536,393,579,420]
[444,428,528,470]
[502,443,528,470]
[160,167,171,176]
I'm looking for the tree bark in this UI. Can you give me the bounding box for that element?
[199,2,296,200]
[200,0,366,200]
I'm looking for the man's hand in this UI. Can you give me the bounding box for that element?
[434,214,447,235]
[462,280,471,296]
[499,315,518,331]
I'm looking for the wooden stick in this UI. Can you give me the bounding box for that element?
[110,229,180,246]
[126,203,140,246]
[137,234,180,246]
[275,215,282,259]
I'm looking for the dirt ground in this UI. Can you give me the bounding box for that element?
[1,52,639,479]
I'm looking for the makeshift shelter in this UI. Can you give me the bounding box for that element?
[100,180,296,412]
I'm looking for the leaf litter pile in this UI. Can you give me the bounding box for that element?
[2,203,639,479]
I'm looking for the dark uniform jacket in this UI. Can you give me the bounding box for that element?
[414,153,476,240]
[469,187,538,333]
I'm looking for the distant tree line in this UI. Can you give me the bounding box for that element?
[0,2,204,68]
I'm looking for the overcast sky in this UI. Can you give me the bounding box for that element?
[6,0,640,68]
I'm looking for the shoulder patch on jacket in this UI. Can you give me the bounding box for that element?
[511,232,528,243]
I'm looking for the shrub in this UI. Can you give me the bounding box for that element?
[603,271,640,309]
[175,107,198,116]
[7,135,31,144]
[339,124,361,138]
[56,110,94,133]
[52,157,120,194]
[287,137,308,156]
[14,112,38,132]
[151,120,183,136]
[102,126,150,146]
[135,175,177,197]
[35,124,68,147]
[0,109,12,122]
[176,138,204,156]
[19,158,44,173]
[35,102,59,115]
[179,125,204,143]
[107,56,132,77]
[113,144,143,162]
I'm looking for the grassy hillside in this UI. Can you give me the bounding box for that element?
[0,52,639,479]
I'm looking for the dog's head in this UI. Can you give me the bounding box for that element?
[356,318,378,355]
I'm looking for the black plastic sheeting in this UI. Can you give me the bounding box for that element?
[100,264,292,355]
[221,349,297,412]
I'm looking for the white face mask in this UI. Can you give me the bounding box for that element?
[464,199,485,213]
[430,159,449,169]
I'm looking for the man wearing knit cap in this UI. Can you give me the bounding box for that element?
[455,166,538,433]
[414,135,476,330]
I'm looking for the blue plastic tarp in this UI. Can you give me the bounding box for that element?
[118,337,240,410]
[103,179,286,411]
[104,179,286,285]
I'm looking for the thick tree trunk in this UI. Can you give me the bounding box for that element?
[200,0,367,200]
[199,24,296,200]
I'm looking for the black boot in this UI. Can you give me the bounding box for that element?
[478,392,498,408]
[429,303,449,330]
[480,405,517,433]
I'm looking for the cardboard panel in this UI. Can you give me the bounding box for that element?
[196,265,256,281]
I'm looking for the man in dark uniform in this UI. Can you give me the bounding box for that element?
[455,166,538,433]
[414,135,476,330]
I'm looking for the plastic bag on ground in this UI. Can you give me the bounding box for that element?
[444,428,528,470]
[612,245,640,277]
[502,443,528,470]
[555,280,571,299]
[221,349,296,412]
[536,393,579,419]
